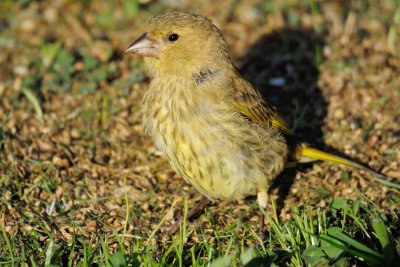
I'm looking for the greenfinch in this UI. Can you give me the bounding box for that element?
[126,11,385,209]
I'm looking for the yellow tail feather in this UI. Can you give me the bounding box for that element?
[298,146,381,177]
[295,146,400,189]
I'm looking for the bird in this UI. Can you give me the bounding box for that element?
[125,11,392,215]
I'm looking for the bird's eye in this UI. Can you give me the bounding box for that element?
[168,33,179,42]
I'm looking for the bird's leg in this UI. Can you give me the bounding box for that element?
[164,196,212,234]
[257,191,268,236]
[257,191,268,209]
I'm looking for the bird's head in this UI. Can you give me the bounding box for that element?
[125,12,231,77]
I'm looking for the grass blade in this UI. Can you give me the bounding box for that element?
[21,87,43,120]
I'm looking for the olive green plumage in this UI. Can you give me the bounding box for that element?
[126,11,386,208]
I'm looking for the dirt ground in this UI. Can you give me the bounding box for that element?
[0,0,399,259]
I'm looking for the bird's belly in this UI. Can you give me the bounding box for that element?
[173,134,259,199]
[149,114,284,201]
[142,84,287,201]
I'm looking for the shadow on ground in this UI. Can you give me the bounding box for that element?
[238,28,327,209]
[239,28,326,143]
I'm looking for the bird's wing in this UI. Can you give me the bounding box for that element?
[230,73,293,136]
[229,74,397,187]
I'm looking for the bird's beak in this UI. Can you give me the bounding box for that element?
[125,32,164,59]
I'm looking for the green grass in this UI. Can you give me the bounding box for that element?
[1,195,398,266]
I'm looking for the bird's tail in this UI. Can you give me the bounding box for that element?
[296,145,376,173]
[294,145,400,191]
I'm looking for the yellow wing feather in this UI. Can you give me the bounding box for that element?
[229,71,395,187]
[230,73,291,131]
